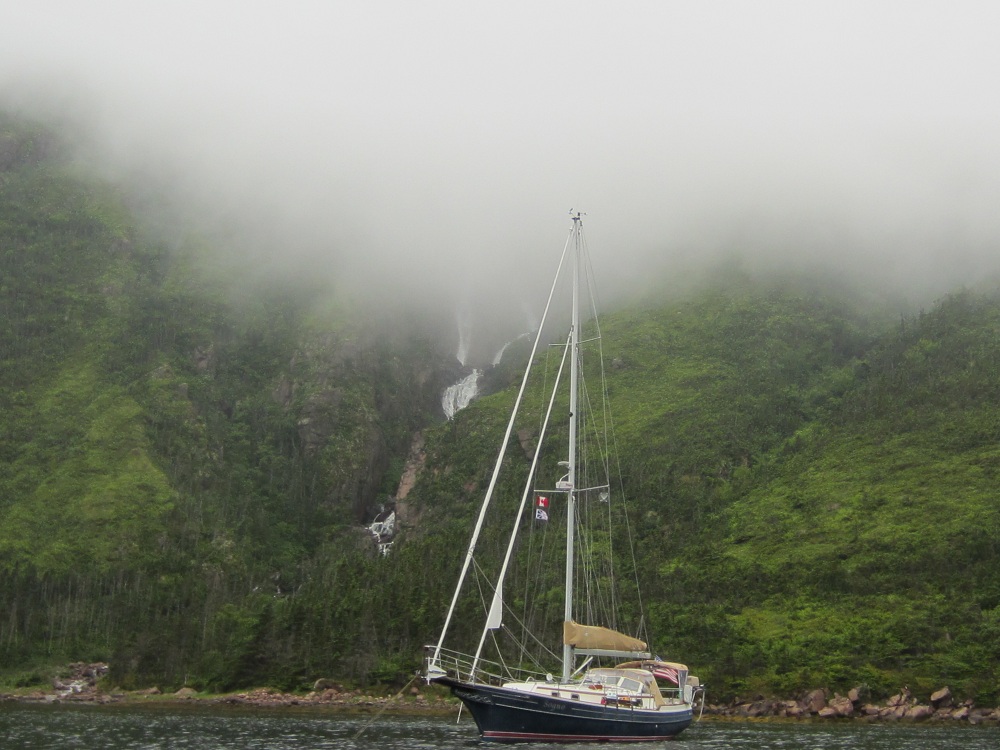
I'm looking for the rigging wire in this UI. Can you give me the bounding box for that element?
[435,217,655,682]
[581,227,648,646]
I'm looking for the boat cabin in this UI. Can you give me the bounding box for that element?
[581,668,667,707]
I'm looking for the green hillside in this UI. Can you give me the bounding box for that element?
[713,292,1000,701]
[404,283,1000,703]
[0,114,448,689]
[2,113,999,703]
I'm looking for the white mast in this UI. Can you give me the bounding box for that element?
[562,212,583,681]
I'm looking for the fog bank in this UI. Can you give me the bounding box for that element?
[4,1,1000,326]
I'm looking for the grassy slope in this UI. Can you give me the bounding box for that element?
[616,287,1000,701]
[409,280,1000,703]
[717,292,1000,700]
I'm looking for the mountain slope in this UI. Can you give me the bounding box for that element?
[405,282,1000,703]
[3,113,999,703]
[0,114,450,689]
[713,291,1000,699]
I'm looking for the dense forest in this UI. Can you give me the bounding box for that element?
[1,113,998,703]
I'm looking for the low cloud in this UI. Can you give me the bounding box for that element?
[4,1,1000,332]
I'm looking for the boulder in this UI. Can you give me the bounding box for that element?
[906,704,934,721]
[828,695,854,717]
[929,686,952,708]
[969,708,993,725]
[312,679,342,692]
[174,687,197,698]
[878,706,901,720]
[886,687,912,708]
[780,700,804,718]
[805,688,827,713]
[742,700,774,717]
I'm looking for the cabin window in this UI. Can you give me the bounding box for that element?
[620,678,642,693]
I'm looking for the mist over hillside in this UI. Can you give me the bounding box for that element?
[4,2,1000,342]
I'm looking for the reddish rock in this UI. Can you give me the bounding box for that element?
[740,700,774,717]
[805,688,827,713]
[780,700,803,717]
[313,679,342,692]
[877,706,899,720]
[886,687,913,708]
[929,687,952,708]
[829,695,854,717]
[969,708,993,725]
[907,704,934,721]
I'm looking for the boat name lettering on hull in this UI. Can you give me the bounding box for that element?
[454,688,494,705]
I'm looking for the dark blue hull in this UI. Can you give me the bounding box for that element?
[436,677,692,742]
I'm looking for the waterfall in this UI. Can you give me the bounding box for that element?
[368,510,396,557]
[443,300,535,419]
[455,308,473,366]
[443,305,480,419]
[442,369,481,420]
[492,342,511,367]
[491,331,531,366]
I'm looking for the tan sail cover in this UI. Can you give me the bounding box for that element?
[563,620,647,652]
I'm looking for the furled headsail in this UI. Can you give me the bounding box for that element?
[563,620,650,658]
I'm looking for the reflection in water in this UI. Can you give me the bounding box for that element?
[1,705,996,749]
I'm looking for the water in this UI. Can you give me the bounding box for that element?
[442,369,481,419]
[1,705,995,749]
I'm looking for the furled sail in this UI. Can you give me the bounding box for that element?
[563,620,647,652]
[485,582,503,630]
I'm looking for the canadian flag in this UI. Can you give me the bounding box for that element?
[536,496,549,509]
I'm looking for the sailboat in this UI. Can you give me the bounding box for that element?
[425,214,702,742]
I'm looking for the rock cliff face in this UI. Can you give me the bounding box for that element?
[271,327,450,523]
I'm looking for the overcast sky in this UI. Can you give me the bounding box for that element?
[4,1,1000,331]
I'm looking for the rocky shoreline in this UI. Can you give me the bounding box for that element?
[0,663,454,714]
[2,683,456,714]
[4,664,999,726]
[705,685,1000,725]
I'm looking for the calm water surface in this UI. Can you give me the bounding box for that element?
[1,704,995,749]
